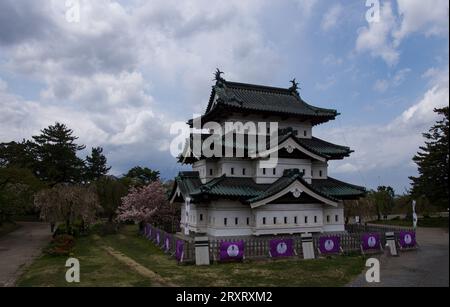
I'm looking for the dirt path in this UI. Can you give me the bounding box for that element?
[348,227,449,287]
[92,235,176,287]
[101,246,176,287]
[0,222,52,287]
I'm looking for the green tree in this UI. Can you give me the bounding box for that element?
[368,186,395,220]
[122,166,160,187]
[96,176,128,222]
[0,167,45,224]
[85,147,111,181]
[0,140,36,169]
[32,123,86,185]
[410,107,449,209]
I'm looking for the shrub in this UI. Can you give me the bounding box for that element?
[45,234,75,256]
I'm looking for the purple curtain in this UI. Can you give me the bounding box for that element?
[176,240,184,262]
[147,225,153,239]
[361,233,381,250]
[164,235,172,252]
[219,241,245,261]
[156,231,161,245]
[269,239,294,258]
[318,236,341,254]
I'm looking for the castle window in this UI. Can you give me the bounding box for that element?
[262,168,266,175]
[242,168,246,175]
[304,216,308,224]
[263,217,266,225]
[284,217,288,224]
[314,216,318,223]
[327,215,330,223]
[335,215,339,222]
[231,168,234,175]
[273,217,277,224]
[294,216,298,224]
[235,217,239,225]
[304,130,307,137]
[209,169,213,176]
[319,170,323,177]
[200,214,203,221]
[246,217,250,225]
[273,169,276,175]
[224,218,228,226]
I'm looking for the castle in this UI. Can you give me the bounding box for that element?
[169,71,365,237]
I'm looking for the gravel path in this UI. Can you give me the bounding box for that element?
[347,227,449,287]
[0,222,52,287]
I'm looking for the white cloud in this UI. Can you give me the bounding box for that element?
[315,75,337,91]
[394,0,449,44]
[321,4,343,31]
[355,2,399,66]
[322,54,343,66]
[373,79,389,92]
[373,68,411,92]
[321,66,449,179]
[295,0,318,17]
[0,0,283,175]
[356,0,449,65]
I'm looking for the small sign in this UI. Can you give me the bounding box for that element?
[269,239,294,258]
[399,231,416,248]
[318,236,341,254]
[219,241,244,261]
[361,233,381,251]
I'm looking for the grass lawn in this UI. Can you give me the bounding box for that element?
[17,225,365,287]
[17,233,156,287]
[0,221,20,237]
[370,216,449,228]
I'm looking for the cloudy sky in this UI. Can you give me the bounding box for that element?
[0,0,448,193]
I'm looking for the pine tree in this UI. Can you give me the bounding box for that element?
[32,122,86,185]
[0,140,36,169]
[409,107,449,209]
[85,147,111,181]
[122,166,160,186]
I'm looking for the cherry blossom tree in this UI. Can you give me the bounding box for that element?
[35,184,100,234]
[116,181,168,225]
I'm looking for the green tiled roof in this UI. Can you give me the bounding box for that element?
[189,80,339,126]
[178,131,352,163]
[190,175,268,200]
[247,169,339,203]
[170,170,365,203]
[169,171,202,200]
[312,177,366,200]
[292,136,352,159]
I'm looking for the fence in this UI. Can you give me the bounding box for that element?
[209,235,304,261]
[141,224,195,263]
[143,223,415,264]
[345,223,415,247]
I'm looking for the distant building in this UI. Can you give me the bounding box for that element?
[169,72,365,237]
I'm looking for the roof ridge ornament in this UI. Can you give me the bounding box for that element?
[214,68,226,85]
[289,78,301,96]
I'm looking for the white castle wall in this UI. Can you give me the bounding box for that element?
[179,199,345,237]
